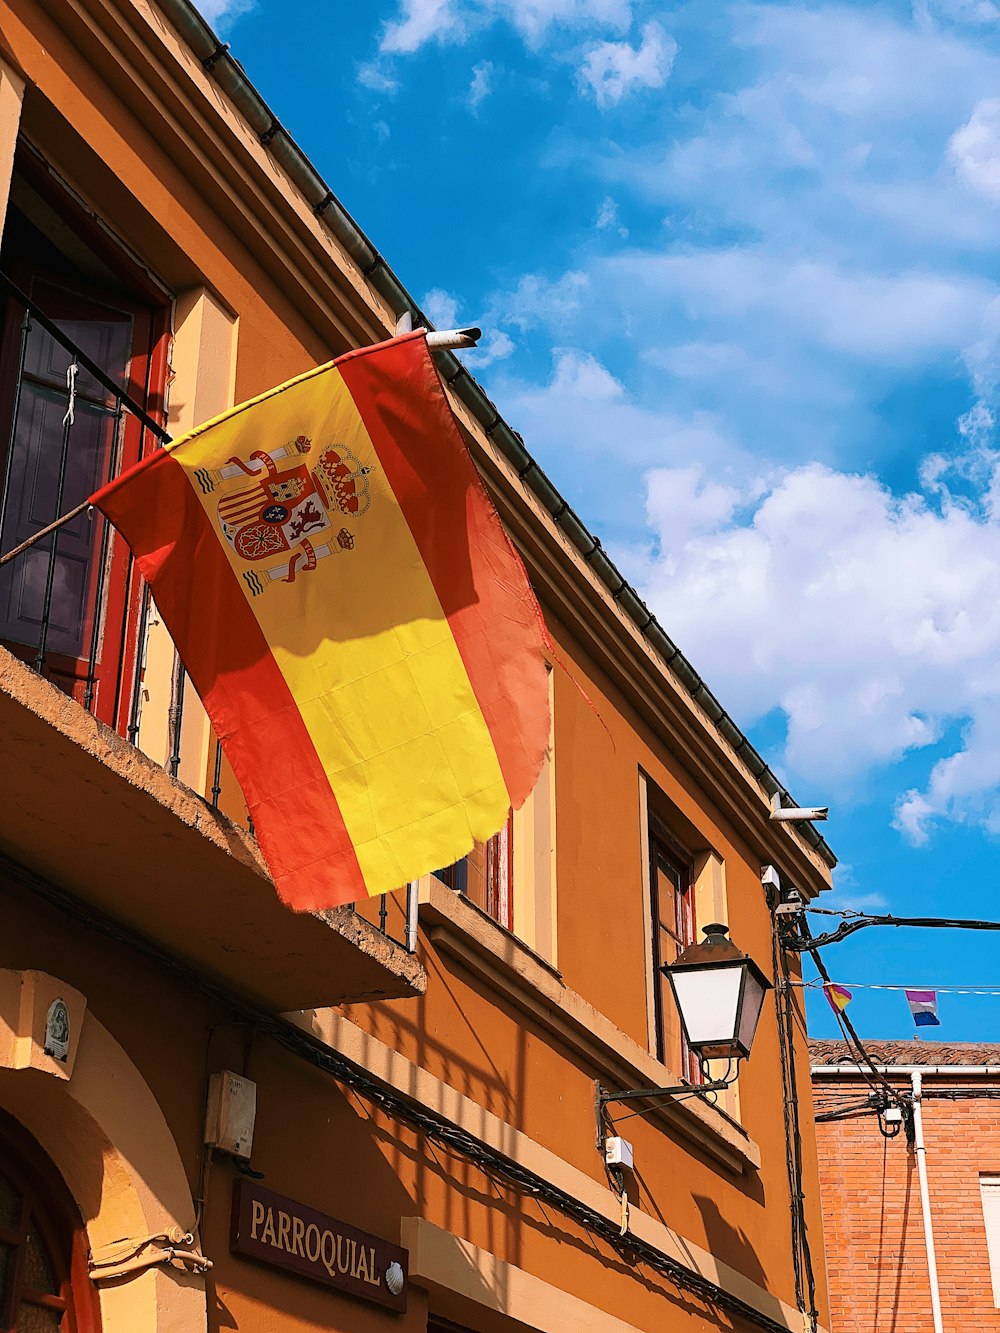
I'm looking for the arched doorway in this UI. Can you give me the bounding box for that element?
[0,1110,101,1331]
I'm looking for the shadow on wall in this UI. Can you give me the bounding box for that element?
[692,1192,769,1295]
[302,1009,741,1329]
[875,1136,916,1333]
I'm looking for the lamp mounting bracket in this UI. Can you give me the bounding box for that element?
[594,1077,736,1148]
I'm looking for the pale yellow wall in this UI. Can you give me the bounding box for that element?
[512,673,557,963]
[637,771,657,1054]
[691,850,741,1117]
[0,55,24,241]
[138,288,238,793]
[0,971,208,1333]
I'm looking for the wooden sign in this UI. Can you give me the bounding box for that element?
[231,1180,407,1313]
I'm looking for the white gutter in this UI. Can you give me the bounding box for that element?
[911,1071,945,1333]
[812,1064,1000,1076]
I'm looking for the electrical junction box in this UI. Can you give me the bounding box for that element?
[883,1107,904,1124]
[205,1070,257,1160]
[760,865,781,892]
[604,1136,634,1172]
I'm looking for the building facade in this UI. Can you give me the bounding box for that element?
[0,1,836,1329]
[811,1038,1000,1333]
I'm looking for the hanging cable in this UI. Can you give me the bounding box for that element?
[772,911,820,1331]
[787,914,899,1109]
[788,906,1000,951]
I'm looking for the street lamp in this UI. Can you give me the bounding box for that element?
[662,922,772,1063]
[595,924,772,1134]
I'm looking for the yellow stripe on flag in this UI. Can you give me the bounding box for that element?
[172,362,509,895]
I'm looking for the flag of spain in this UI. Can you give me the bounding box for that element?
[91,332,550,911]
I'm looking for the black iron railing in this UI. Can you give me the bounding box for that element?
[0,273,415,951]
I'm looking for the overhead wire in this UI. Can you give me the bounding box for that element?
[792,914,899,1108]
[794,979,1000,995]
[793,906,1000,951]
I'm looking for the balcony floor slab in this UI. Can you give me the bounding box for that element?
[0,648,425,1010]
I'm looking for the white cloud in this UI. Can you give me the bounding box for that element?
[500,270,591,330]
[197,0,254,24]
[466,329,516,369]
[547,348,622,399]
[829,878,891,912]
[579,20,676,108]
[468,60,494,108]
[490,349,745,497]
[596,195,628,237]
[589,4,1000,263]
[624,449,1000,844]
[496,249,996,398]
[403,0,1000,852]
[419,290,511,365]
[916,0,1000,27]
[380,0,631,55]
[422,287,461,328]
[950,98,1000,201]
[358,60,400,93]
[381,0,460,53]
[600,248,994,361]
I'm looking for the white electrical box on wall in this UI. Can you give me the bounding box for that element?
[204,1070,257,1159]
[604,1136,634,1172]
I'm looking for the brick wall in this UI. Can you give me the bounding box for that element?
[813,1079,1000,1332]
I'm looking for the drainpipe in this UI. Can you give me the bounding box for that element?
[910,1071,944,1333]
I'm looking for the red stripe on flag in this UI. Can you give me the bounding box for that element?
[92,451,367,911]
[338,335,550,809]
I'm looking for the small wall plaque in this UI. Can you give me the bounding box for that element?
[43,998,70,1062]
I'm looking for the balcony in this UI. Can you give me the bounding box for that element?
[0,271,425,1011]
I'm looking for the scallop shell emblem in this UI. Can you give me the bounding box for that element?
[385,1260,405,1296]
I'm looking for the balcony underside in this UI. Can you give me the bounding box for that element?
[0,647,425,1010]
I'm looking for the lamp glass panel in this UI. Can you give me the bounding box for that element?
[737,971,767,1055]
[670,966,742,1048]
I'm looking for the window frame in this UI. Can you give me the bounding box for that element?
[437,810,514,932]
[647,816,700,1083]
[0,147,171,735]
[0,1109,101,1332]
[981,1174,1000,1307]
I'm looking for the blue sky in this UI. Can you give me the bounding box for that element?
[205,0,1000,1042]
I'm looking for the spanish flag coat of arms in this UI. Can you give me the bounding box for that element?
[92,332,549,911]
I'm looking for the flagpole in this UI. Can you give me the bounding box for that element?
[0,325,482,573]
[0,503,91,569]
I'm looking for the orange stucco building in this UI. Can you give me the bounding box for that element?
[0,2,836,1330]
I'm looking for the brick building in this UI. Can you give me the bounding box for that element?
[811,1038,1000,1332]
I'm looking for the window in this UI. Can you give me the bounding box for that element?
[438,811,514,931]
[981,1175,1000,1306]
[0,151,169,731]
[0,1111,101,1331]
[433,706,556,963]
[648,820,699,1082]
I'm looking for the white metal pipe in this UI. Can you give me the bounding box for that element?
[425,326,482,350]
[405,881,419,955]
[910,1071,945,1333]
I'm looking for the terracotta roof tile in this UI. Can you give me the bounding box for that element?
[809,1038,1000,1067]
